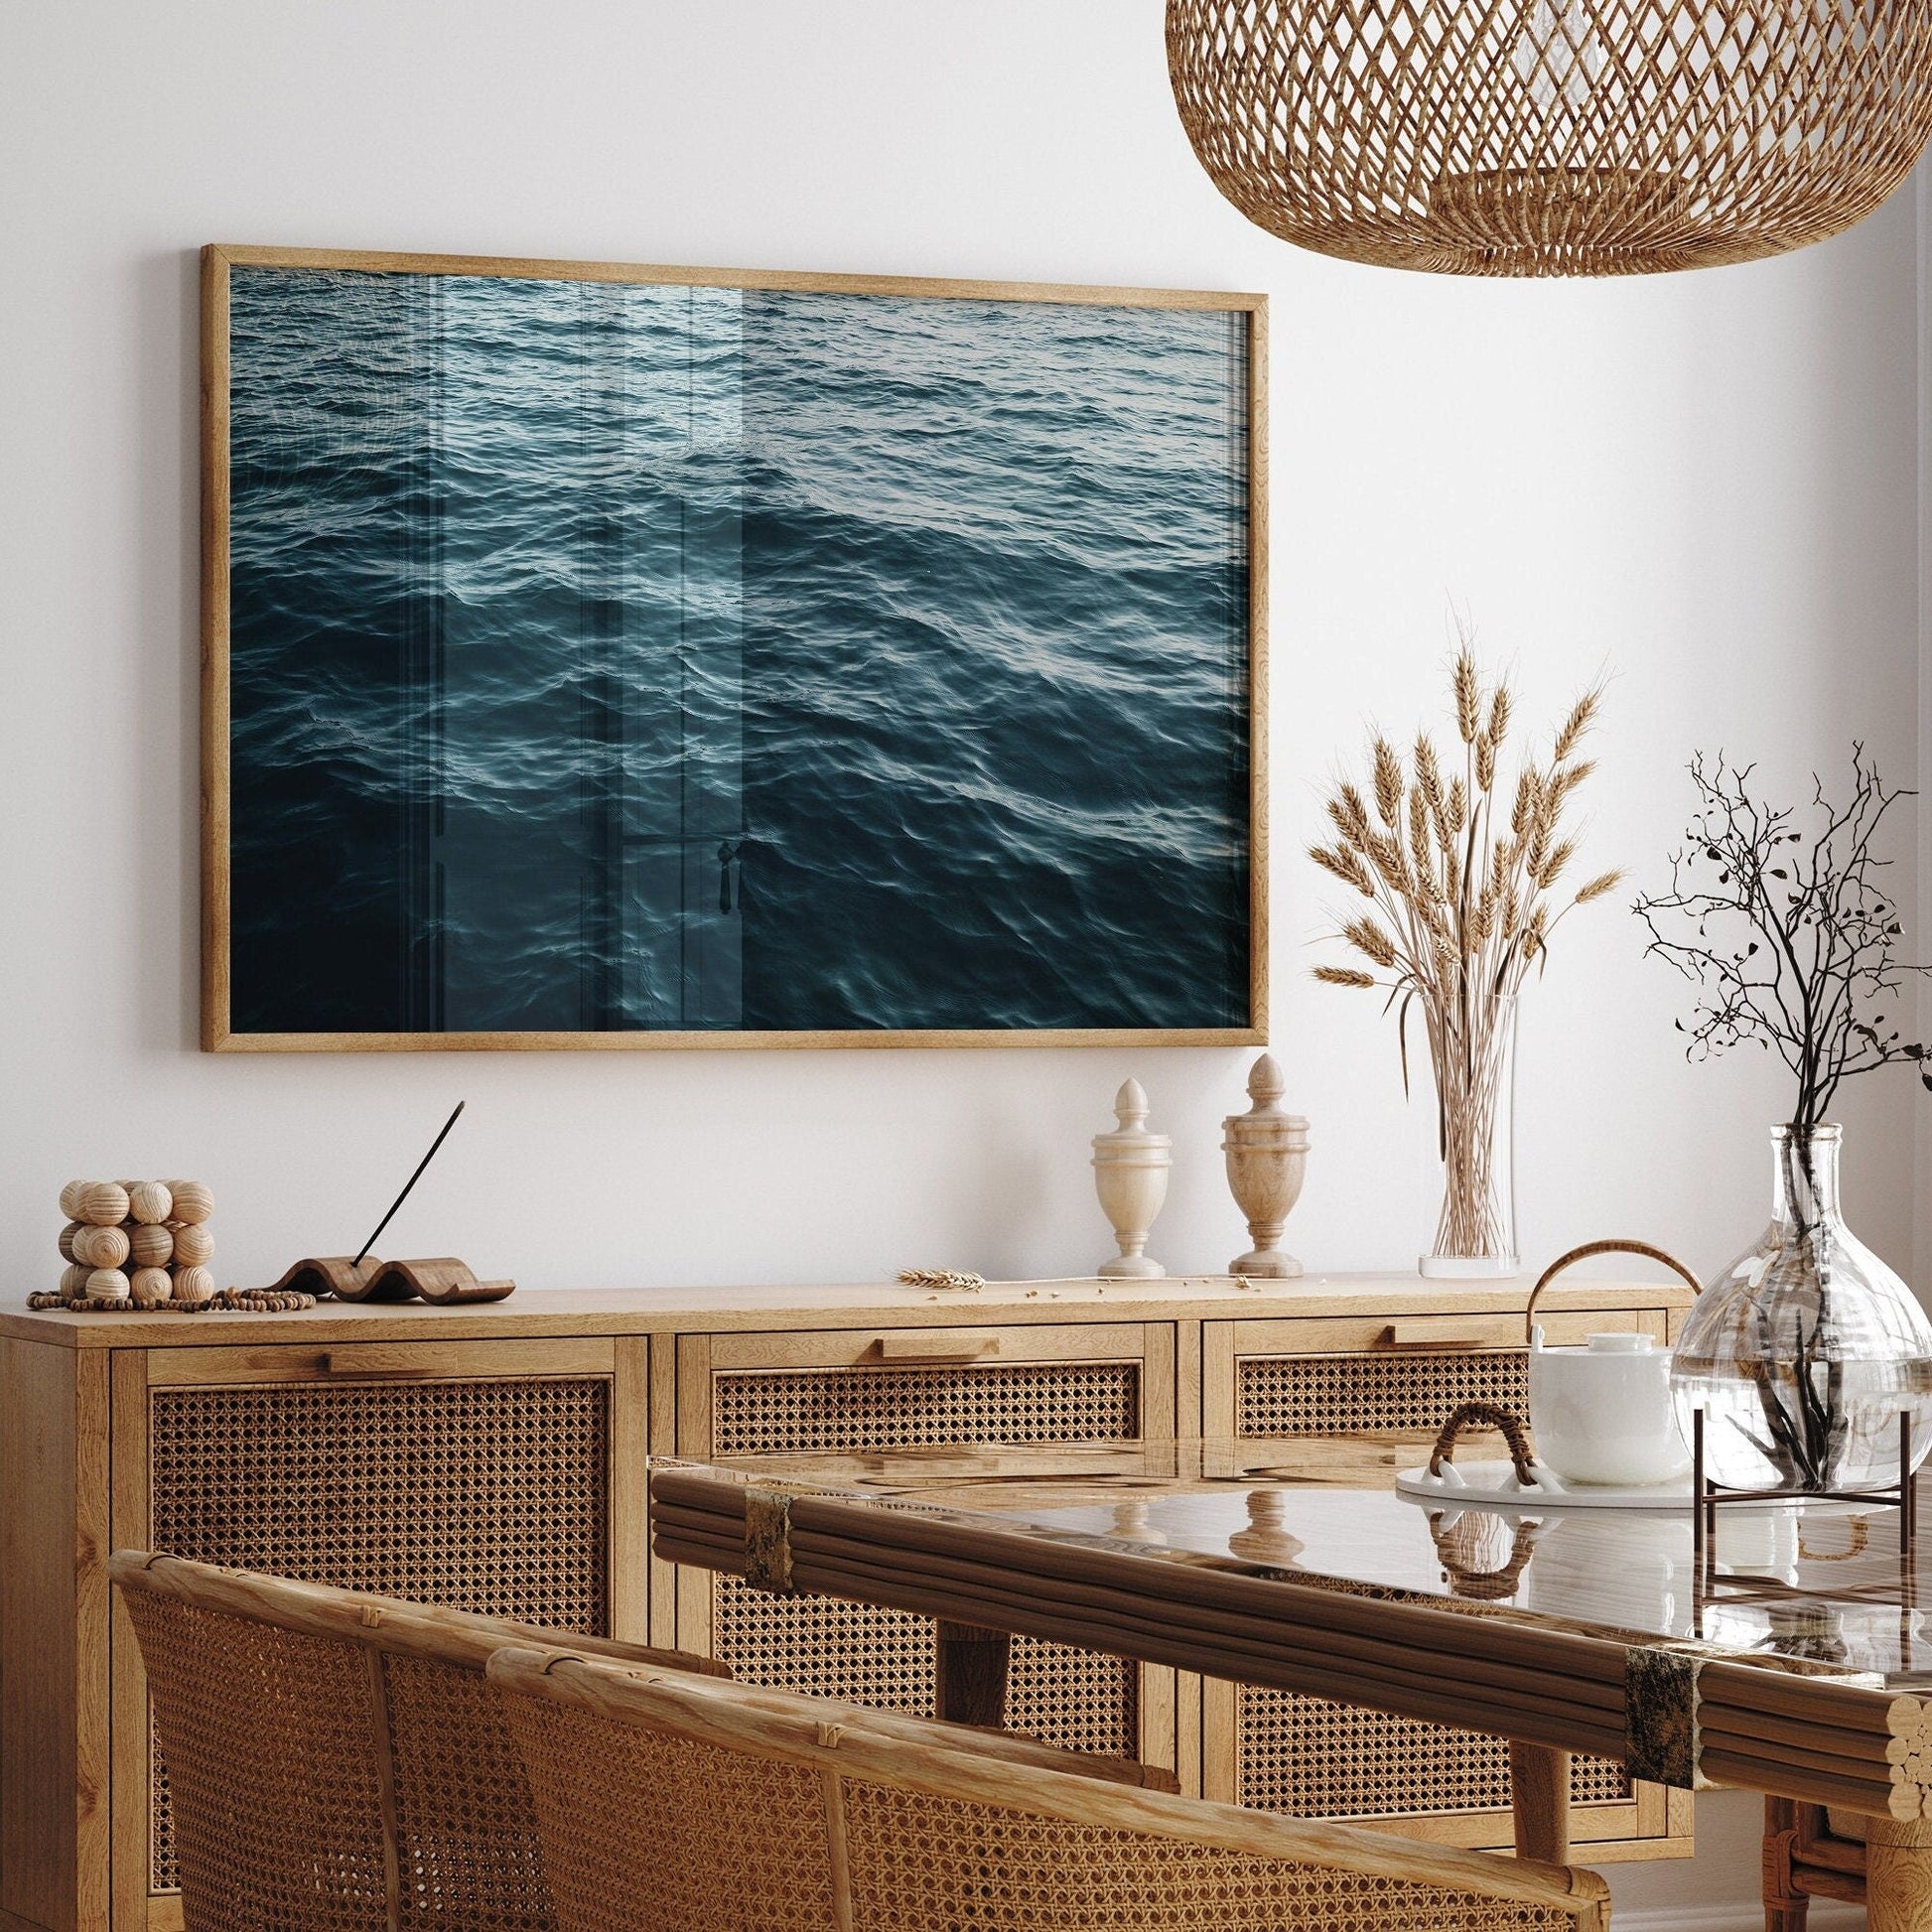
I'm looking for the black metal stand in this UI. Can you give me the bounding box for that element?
[1691,1407,1918,1576]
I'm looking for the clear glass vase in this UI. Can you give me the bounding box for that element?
[1670,1124,1932,1491]
[1417,990,1518,1279]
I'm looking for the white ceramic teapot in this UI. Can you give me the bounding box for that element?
[1526,1241,1703,1487]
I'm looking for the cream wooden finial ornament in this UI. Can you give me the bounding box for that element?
[1222,1054,1311,1280]
[1228,1488,1307,1567]
[1092,1079,1172,1280]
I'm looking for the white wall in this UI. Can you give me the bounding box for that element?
[1919,162,1932,1301]
[3,6,1924,1923]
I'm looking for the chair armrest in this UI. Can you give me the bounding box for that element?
[489,1643,1613,1926]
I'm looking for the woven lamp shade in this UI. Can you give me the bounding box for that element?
[1167,0,1932,276]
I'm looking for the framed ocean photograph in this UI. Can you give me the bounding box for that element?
[201,246,1266,1049]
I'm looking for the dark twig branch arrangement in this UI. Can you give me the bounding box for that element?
[1636,747,1930,1487]
[1633,746,1930,1140]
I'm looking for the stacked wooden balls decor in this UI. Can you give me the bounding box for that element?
[45,1180,217,1310]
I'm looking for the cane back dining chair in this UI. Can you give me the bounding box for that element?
[109,1550,731,1932]
[111,1550,1185,1932]
[485,1641,1615,1932]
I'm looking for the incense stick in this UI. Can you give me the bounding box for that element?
[352,1102,466,1267]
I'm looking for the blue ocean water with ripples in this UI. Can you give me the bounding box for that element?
[227,266,1250,1033]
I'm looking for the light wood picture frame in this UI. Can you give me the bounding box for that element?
[202,245,1267,1051]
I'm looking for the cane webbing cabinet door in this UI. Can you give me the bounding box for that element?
[673,1321,1178,1773]
[1201,1305,1692,1861]
[107,1335,647,1931]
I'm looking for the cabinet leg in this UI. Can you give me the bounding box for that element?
[1508,1740,1571,1863]
[934,1619,1011,1728]
[1868,1816,1932,1932]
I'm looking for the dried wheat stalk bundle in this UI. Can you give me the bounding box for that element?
[1311,643,1621,1258]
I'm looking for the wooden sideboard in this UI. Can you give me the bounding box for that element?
[0,1272,1694,1932]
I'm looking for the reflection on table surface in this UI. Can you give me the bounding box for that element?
[651,1438,1931,1682]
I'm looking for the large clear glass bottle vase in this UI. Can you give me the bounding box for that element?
[1671,1125,1932,1491]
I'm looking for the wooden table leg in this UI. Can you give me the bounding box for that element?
[1761,1796,1810,1932]
[1867,1816,1932,1932]
[935,1619,1011,1728]
[1508,1741,1571,1863]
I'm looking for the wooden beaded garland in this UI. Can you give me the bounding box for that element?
[209,1287,315,1311]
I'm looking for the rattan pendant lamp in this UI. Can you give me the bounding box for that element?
[1167,1,1932,275]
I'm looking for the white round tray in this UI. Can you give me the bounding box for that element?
[1395,1460,1698,1512]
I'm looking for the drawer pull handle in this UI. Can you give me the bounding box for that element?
[1376,1324,1496,1351]
[319,1352,437,1380]
[868,1335,1001,1364]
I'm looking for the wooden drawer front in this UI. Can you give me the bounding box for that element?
[1237,1688,1631,1821]
[713,1356,1141,1454]
[145,1336,616,1385]
[144,1367,612,1895]
[1237,1347,1529,1439]
[698,1332,1147,1764]
[1232,1307,1658,1441]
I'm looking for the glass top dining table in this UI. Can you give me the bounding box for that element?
[651,1436,1928,1682]
[650,1436,1932,1921]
